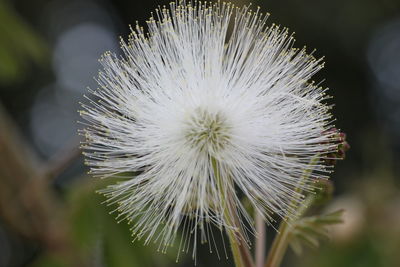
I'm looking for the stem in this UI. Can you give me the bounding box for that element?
[212,158,254,267]
[42,137,81,181]
[264,156,320,267]
[265,195,315,267]
[226,223,246,267]
[255,211,266,267]
[264,220,290,267]
[0,104,88,266]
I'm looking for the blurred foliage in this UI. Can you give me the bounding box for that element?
[289,209,344,255]
[291,145,400,267]
[31,177,181,267]
[0,0,47,85]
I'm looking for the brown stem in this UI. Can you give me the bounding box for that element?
[212,158,254,267]
[0,104,87,266]
[255,210,266,267]
[42,137,82,181]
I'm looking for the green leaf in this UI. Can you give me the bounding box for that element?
[289,209,344,255]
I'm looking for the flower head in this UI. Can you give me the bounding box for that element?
[80,0,339,256]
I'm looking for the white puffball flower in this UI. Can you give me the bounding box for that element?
[80,1,338,257]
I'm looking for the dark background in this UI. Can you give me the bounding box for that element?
[0,0,399,266]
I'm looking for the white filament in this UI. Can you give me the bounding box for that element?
[80,0,338,259]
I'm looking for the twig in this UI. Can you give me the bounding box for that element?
[0,104,87,266]
[212,158,254,267]
[41,137,82,181]
[255,210,266,267]
[264,156,320,267]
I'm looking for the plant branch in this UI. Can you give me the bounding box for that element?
[0,104,87,266]
[41,137,82,181]
[265,156,320,267]
[255,210,266,267]
[212,158,254,267]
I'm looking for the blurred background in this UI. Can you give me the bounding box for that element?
[0,0,400,266]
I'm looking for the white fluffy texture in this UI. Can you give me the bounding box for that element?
[81,1,337,257]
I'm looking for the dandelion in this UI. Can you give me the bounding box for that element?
[80,0,339,263]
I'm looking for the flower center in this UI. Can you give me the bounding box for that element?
[185,108,231,154]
